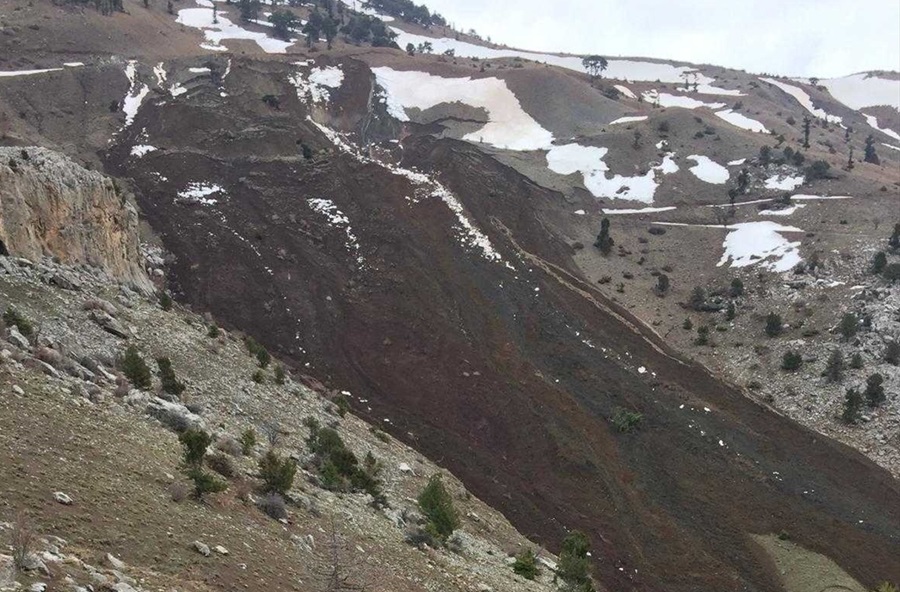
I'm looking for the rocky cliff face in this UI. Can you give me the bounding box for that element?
[0,147,149,291]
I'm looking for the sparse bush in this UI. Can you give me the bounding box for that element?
[274,364,286,385]
[823,349,845,383]
[805,159,831,181]
[655,273,670,296]
[838,312,857,341]
[512,548,540,580]
[729,278,744,297]
[557,531,595,592]
[207,452,238,479]
[842,388,862,424]
[781,351,802,371]
[207,325,220,338]
[594,218,614,255]
[257,492,287,520]
[240,428,257,455]
[121,345,152,389]
[11,510,34,570]
[611,407,643,432]
[216,436,243,457]
[405,525,440,549]
[682,318,693,330]
[3,307,33,337]
[157,357,185,396]
[185,466,228,498]
[418,475,459,542]
[251,369,265,384]
[258,449,296,495]
[159,292,173,311]
[764,312,783,337]
[180,427,213,468]
[886,342,900,366]
[335,395,351,417]
[875,582,899,592]
[725,301,736,321]
[883,263,900,282]
[695,325,710,346]
[169,480,190,502]
[865,373,886,407]
[871,252,887,274]
[689,286,706,311]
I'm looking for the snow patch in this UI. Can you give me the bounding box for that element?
[307,198,363,265]
[686,155,729,184]
[130,145,157,157]
[177,8,295,53]
[819,73,900,111]
[642,90,725,110]
[372,67,553,151]
[727,158,746,166]
[760,77,842,123]
[602,206,676,215]
[614,85,636,99]
[863,114,900,142]
[609,115,647,125]
[177,182,224,205]
[714,109,769,133]
[717,222,803,272]
[0,68,63,77]
[122,60,150,128]
[764,174,805,191]
[758,204,805,216]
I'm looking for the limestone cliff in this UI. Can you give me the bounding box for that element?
[0,146,150,290]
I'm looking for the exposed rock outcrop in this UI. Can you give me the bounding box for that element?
[0,147,150,291]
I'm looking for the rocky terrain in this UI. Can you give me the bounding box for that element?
[0,0,898,591]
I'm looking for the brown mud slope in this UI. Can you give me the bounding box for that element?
[95,58,900,592]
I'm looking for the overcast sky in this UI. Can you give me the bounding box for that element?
[420,0,900,78]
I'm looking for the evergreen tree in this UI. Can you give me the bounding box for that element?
[802,116,811,148]
[838,312,857,341]
[269,9,298,40]
[841,388,862,424]
[758,145,772,166]
[157,357,185,396]
[871,251,887,274]
[418,475,459,541]
[121,345,152,389]
[303,9,323,46]
[889,223,900,250]
[823,349,844,383]
[557,531,595,592]
[864,373,885,407]
[512,549,540,580]
[581,55,608,81]
[689,286,706,311]
[863,134,879,164]
[655,273,670,296]
[725,301,736,321]
[594,218,614,255]
[729,277,744,297]
[764,312,783,337]
[259,449,297,494]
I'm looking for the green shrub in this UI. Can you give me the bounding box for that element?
[159,292,173,311]
[823,349,844,383]
[849,352,864,369]
[512,548,540,580]
[206,452,238,479]
[765,312,783,337]
[256,347,271,368]
[274,365,286,385]
[121,345,152,389]
[179,428,213,468]
[557,531,594,591]
[156,357,185,396]
[871,252,887,274]
[3,307,33,337]
[781,351,802,371]
[611,407,643,433]
[842,388,862,424]
[251,369,265,384]
[207,325,220,338]
[307,425,385,502]
[335,396,351,417]
[185,466,227,498]
[239,428,257,455]
[838,313,857,340]
[695,325,710,346]
[864,373,885,407]
[258,449,296,495]
[682,318,693,330]
[418,475,459,542]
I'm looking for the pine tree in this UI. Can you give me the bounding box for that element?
[121,345,152,389]
[764,312,783,337]
[823,349,844,383]
[594,218,614,255]
[802,116,811,148]
[842,388,862,424]
[872,252,887,274]
[418,475,459,541]
[864,373,885,407]
[863,134,879,164]
[838,312,857,341]
[557,531,595,592]
[889,223,900,250]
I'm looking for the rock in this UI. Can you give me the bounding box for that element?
[88,310,129,338]
[7,326,30,349]
[398,462,413,473]
[147,397,202,432]
[50,271,82,291]
[0,554,13,588]
[213,545,228,555]
[23,358,61,379]
[29,583,47,592]
[12,385,24,396]
[105,553,126,570]
[192,541,210,557]
[21,553,49,575]
[110,583,138,592]
[53,491,74,505]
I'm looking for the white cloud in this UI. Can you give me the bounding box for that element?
[422,0,900,78]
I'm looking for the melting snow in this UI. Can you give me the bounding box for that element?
[602,206,676,215]
[130,145,157,157]
[686,155,729,184]
[758,204,806,216]
[614,85,636,99]
[718,221,803,272]
[0,68,63,77]
[727,158,746,165]
[389,29,735,91]
[882,143,900,152]
[760,77,842,123]
[290,65,345,103]
[546,143,677,203]
[189,67,211,74]
[642,90,725,110]
[153,62,167,86]
[863,114,900,142]
[177,8,295,53]
[818,73,900,111]
[714,109,769,133]
[177,182,224,205]
[372,67,553,150]
[764,174,805,191]
[122,60,149,128]
[307,198,363,264]
[791,194,852,201]
[64,62,85,67]
[609,115,647,125]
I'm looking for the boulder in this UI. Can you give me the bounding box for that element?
[192,541,210,557]
[7,326,30,349]
[53,491,74,505]
[106,553,126,570]
[88,310,129,338]
[147,397,202,432]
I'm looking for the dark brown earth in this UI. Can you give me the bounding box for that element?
[93,56,900,592]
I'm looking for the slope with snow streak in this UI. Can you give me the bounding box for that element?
[372,67,553,151]
[819,73,900,111]
[714,109,769,133]
[389,28,737,92]
[760,77,842,123]
[863,114,900,142]
[176,7,295,53]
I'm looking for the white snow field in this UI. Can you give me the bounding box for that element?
[602,206,676,215]
[717,221,803,272]
[714,109,769,133]
[177,182,224,205]
[372,67,553,150]
[686,155,729,184]
[609,115,648,125]
[546,143,677,203]
[642,90,725,110]
[614,85,636,99]
[290,65,345,104]
[818,73,900,111]
[764,174,805,191]
[863,114,900,142]
[389,28,737,92]
[760,77,842,123]
[177,7,295,53]
[130,145,157,157]
[122,61,149,128]
[758,204,806,216]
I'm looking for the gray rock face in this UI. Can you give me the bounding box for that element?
[89,310,129,338]
[0,147,151,292]
[7,326,29,349]
[147,397,202,432]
